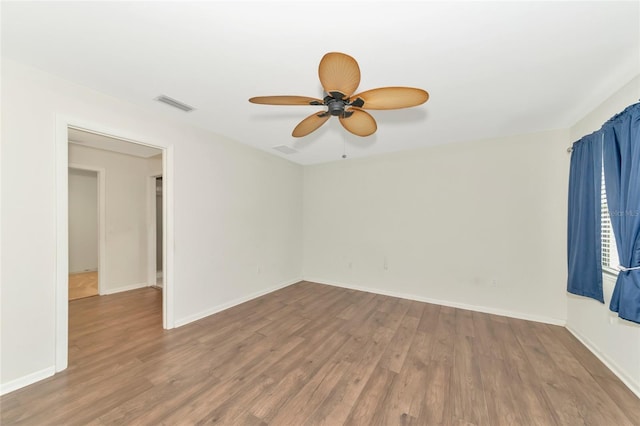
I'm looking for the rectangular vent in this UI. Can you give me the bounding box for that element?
[273,145,298,155]
[155,95,195,112]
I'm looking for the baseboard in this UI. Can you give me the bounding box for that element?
[174,278,302,327]
[304,277,566,326]
[0,366,55,396]
[101,282,148,295]
[566,325,640,399]
[69,268,98,274]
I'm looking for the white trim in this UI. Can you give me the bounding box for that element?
[55,116,176,377]
[69,268,98,273]
[0,366,56,396]
[163,145,175,329]
[566,325,640,399]
[155,271,164,288]
[68,163,106,295]
[304,277,567,326]
[147,174,162,288]
[174,278,301,327]
[55,120,69,372]
[101,282,150,295]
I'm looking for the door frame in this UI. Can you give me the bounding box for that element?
[55,115,175,373]
[147,174,163,288]
[68,164,106,295]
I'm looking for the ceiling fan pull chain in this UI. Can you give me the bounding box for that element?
[342,134,347,159]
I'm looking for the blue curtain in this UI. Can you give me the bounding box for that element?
[567,132,603,302]
[603,103,640,323]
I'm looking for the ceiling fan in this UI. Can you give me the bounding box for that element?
[249,52,429,138]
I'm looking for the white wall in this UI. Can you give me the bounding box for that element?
[566,75,640,396]
[0,59,304,389]
[69,144,155,293]
[303,129,569,324]
[68,168,98,273]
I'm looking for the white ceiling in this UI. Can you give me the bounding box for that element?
[2,1,639,165]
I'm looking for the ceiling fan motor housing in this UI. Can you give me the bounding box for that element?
[325,92,359,117]
[327,99,346,116]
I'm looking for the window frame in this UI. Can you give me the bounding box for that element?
[601,164,619,276]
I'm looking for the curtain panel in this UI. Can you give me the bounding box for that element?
[603,103,640,323]
[567,132,604,302]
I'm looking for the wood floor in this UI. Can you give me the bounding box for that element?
[68,271,98,300]
[2,282,638,425]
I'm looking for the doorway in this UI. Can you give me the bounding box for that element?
[68,167,100,300]
[148,174,164,289]
[155,176,163,287]
[55,118,174,373]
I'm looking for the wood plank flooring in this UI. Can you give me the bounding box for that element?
[68,271,98,300]
[1,281,638,425]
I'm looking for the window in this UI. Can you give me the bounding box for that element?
[601,166,619,275]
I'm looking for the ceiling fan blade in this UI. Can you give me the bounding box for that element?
[249,95,324,106]
[339,108,377,137]
[292,111,330,137]
[351,87,429,110]
[318,52,361,99]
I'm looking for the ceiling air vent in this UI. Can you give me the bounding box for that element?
[273,145,298,155]
[155,95,195,112]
